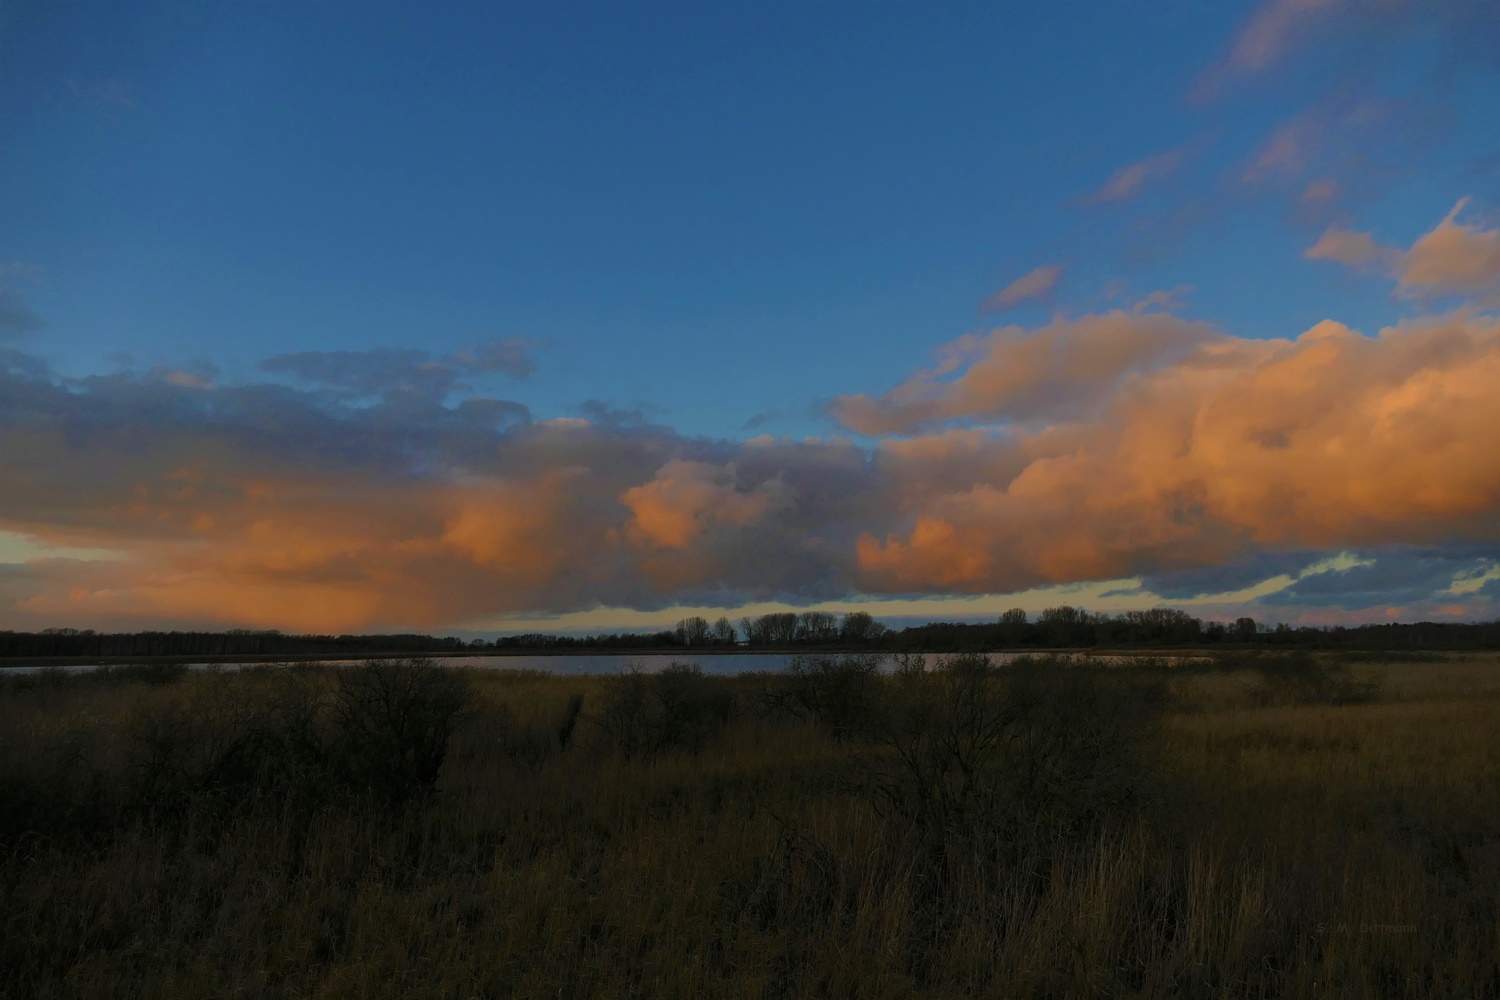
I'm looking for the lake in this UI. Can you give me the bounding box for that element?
[2,651,1208,676]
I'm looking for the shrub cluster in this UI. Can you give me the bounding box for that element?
[592,663,735,759]
[849,653,1164,851]
[1245,652,1383,706]
[484,691,586,769]
[0,658,471,849]
[330,659,470,800]
[776,653,885,740]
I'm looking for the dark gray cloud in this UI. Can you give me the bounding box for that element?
[1261,545,1500,611]
[451,341,536,378]
[260,339,535,402]
[576,399,664,428]
[1137,550,1322,600]
[0,289,44,340]
[0,346,890,626]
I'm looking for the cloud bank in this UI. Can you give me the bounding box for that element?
[3,291,1499,630]
[848,312,1500,599]
[5,194,1500,632]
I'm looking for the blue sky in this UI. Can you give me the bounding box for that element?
[2,1,1499,633]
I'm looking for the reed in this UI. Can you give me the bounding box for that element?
[1,653,1495,998]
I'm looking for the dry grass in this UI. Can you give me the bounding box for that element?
[1,654,1497,999]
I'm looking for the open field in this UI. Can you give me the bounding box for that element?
[2,652,1497,999]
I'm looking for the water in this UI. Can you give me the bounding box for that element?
[4,652,818,677]
[1,651,1208,677]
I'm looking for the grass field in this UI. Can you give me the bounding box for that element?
[2,652,1497,999]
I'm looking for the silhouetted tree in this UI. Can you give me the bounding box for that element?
[998,608,1030,645]
[839,611,886,644]
[675,616,711,646]
[1039,605,1090,647]
[710,616,736,645]
[747,614,798,644]
[797,611,839,643]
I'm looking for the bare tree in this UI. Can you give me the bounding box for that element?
[675,616,711,646]
[998,608,1029,645]
[839,611,886,644]
[760,613,800,644]
[797,611,839,643]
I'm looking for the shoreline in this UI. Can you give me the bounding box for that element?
[0,646,1445,670]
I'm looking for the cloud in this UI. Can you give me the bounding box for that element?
[1238,99,1433,213]
[1242,113,1321,184]
[1399,199,1500,298]
[980,265,1062,312]
[621,460,787,549]
[1299,180,1340,206]
[260,339,536,401]
[1306,198,1500,301]
[1266,545,1500,610]
[577,399,662,427]
[852,311,1500,597]
[0,289,44,340]
[1305,227,1401,272]
[1137,550,1330,601]
[1083,149,1184,205]
[1215,0,1349,80]
[3,299,1500,629]
[0,356,883,629]
[158,369,215,390]
[450,340,537,378]
[831,310,1219,435]
[1209,0,1500,84]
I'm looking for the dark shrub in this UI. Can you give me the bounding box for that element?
[854,653,1163,848]
[783,653,884,741]
[593,663,734,759]
[1250,653,1382,706]
[331,658,470,802]
[0,725,110,847]
[103,662,189,686]
[127,672,331,817]
[487,692,587,770]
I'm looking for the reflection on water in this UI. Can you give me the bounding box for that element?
[3,651,1211,677]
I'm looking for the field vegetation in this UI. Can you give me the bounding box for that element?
[2,651,1497,998]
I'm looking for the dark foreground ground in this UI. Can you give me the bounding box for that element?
[2,651,1497,999]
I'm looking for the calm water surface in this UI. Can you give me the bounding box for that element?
[4,651,1205,676]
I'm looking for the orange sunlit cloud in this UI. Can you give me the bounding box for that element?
[1307,198,1500,301]
[851,311,1500,595]
[7,305,1498,631]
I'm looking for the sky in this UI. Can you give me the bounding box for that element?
[2,0,1500,635]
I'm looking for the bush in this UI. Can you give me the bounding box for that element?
[0,724,110,847]
[782,653,885,741]
[593,663,734,759]
[487,692,587,769]
[854,654,1163,849]
[1249,653,1382,706]
[331,658,471,801]
[103,662,189,686]
[127,670,330,818]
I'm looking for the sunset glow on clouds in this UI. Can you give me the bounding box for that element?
[2,1,1498,632]
[4,273,1498,631]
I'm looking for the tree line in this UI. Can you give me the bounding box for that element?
[4,606,1500,660]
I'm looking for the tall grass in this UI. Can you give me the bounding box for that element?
[1,652,1497,998]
